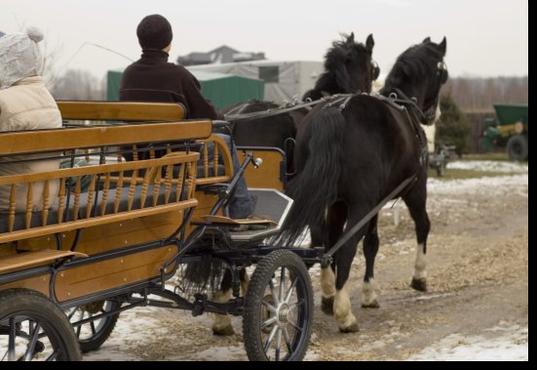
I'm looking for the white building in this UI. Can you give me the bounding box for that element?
[188,60,324,104]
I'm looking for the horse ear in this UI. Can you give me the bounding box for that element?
[366,34,375,52]
[423,36,431,43]
[347,32,355,44]
[438,36,447,55]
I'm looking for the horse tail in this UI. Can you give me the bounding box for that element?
[278,107,346,246]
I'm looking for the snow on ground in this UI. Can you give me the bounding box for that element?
[407,323,528,361]
[427,174,528,196]
[447,160,528,174]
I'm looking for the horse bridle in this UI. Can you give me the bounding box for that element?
[437,61,448,84]
[421,60,448,122]
[371,60,380,81]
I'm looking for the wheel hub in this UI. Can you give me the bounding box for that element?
[277,303,290,324]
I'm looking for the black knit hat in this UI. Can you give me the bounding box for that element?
[136,14,173,50]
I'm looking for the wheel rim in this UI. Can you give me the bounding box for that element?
[0,314,70,361]
[258,266,310,361]
[67,301,117,344]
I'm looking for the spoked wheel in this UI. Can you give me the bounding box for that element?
[243,250,313,361]
[0,289,81,361]
[67,300,121,353]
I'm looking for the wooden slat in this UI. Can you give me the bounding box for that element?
[0,153,199,186]
[58,178,66,224]
[57,101,186,122]
[41,180,50,226]
[0,121,212,156]
[187,161,197,199]
[85,175,96,219]
[0,250,88,274]
[203,143,209,178]
[139,169,152,209]
[113,172,124,214]
[213,143,219,177]
[152,167,162,207]
[175,164,185,203]
[25,183,33,229]
[164,165,173,204]
[127,169,138,212]
[99,173,111,216]
[0,200,198,245]
[8,185,16,232]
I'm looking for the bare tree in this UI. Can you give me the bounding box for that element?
[444,76,528,112]
[50,69,105,100]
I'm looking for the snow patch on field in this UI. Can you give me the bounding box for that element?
[427,174,528,196]
[407,323,528,361]
[447,160,528,173]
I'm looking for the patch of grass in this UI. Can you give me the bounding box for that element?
[462,152,510,161]
[428,168,507,180]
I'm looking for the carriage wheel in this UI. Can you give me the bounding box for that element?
[243,250,313,361]
[66,300,121,353]
[0,289,81,361]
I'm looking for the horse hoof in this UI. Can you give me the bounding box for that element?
[212,325,235,336]
[339,322,360,333]
[411,278,427,292]
[361,300,380,309]
[321,297,334,315]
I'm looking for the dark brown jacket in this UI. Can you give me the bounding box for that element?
[119,49,218,119]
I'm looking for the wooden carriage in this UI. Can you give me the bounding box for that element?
[0,101,315,362]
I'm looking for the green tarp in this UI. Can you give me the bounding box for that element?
[107,69,264,111]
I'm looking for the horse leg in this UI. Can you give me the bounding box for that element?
[239,268,249,296]
[212,270,234,336]
[321,201,347,315]
[361,216,380,308]
[333,205,368,333]
[403,180,431,292]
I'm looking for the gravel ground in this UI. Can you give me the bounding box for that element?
[84,166,528,361]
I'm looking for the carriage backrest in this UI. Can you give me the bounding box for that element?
[56,101,233,185]
[0,120,212,244]
[57,100,186,122]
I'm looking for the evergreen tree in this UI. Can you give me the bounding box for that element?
[436,94,471,155]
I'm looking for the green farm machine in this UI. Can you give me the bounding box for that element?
[481,104,528,161]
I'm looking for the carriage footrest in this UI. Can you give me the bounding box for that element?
[0,249,88,274]
[227,189,293,244]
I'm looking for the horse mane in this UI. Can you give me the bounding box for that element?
[240,99,278,113]
[381,43,443,95]
[306,34,371,99]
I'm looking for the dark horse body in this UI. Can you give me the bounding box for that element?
[280,38,448,332]
[221,33,379,176]
[209,33,380,336]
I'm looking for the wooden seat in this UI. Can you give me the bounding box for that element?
[0,249,87,274]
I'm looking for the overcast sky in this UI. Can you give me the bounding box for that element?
[0,0,528,80]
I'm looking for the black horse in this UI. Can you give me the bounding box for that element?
[279,37,448,333]
[207,33,380,337]
[221,33,379,176]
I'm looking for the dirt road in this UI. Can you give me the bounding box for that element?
[85,169,528,361]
